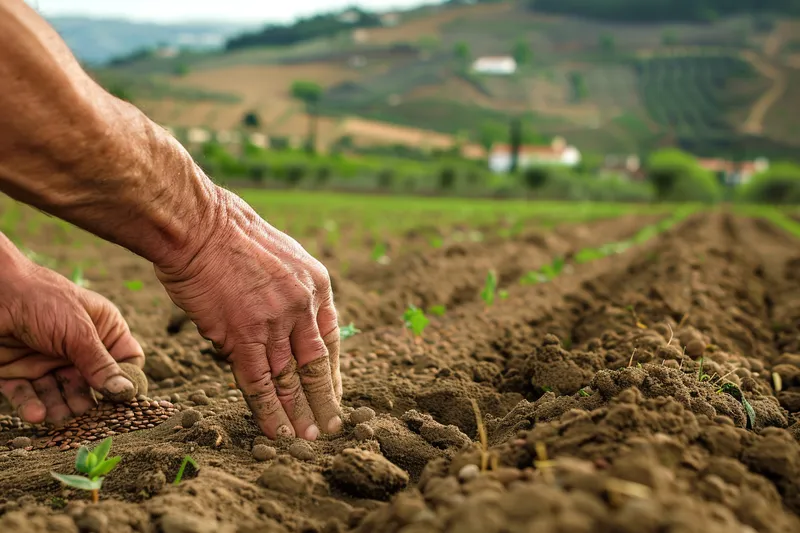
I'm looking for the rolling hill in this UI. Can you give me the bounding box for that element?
[95,1,800,160]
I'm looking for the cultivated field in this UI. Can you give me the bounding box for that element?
[0,191,798,532]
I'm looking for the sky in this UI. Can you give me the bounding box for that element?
[25,0,436,24]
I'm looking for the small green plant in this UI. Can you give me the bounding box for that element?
[124,279,144,292]
[718,383,756,430]
[340,323,361,340]
[539,257,565,280]
[499,289,509,300]
[578,388,591,397]
[51,437,121,503]
[428,305,447,317]
[696,358,711,382]
[429,236,444,248]
[403,305,429,338]
[371,242,388,262]
[520,271,544,285]
[173,455,199,486]
[70,266,87,287]
[480,270,498,308]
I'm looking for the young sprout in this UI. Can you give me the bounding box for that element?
[340,323,361,341]
[539,257,565,281]
[499,289,509,300]
[696,358,711,382]
[578,388,591,397]
[429,236,444,248]
[403,305,429,339]
[428,305,447,317]
[519,271,544,286]
[173,455,199,486]
[480,270,498,308]
[51,437,121,503]
[371,242,388,263]
[70,266,88,288]
[717,383,756,430]
[124,279,144,292]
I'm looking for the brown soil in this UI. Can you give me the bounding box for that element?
[1,212,799,533]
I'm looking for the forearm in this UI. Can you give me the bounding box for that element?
[0,1,220,268]
[0,232,33,277]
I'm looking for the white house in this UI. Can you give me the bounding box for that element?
[471,56,517,76]
[488,137,581,173]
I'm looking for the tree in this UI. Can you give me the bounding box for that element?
[646,148,722,203]
[739,162,800,204]
[242,111,261,129]
[599,33,615,54]
[291,80,323,154]
[454,41,471,66]
[478,122,506,152]
[173,63,190,77]
[508,117,522,174]
[512,39,532,66]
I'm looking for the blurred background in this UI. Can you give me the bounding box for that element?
[26,0,800,204]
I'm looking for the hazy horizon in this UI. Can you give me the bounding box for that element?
[25,0,438,24]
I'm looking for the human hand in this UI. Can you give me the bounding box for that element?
[154,188,342,441]
[0,256,145,425]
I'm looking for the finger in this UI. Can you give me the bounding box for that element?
[230,342,294,439]
[318,302,342,402]
[55,366,96,417]
[62,312,135,400]
[80,290,145,367]
[33,375,73,426]
[290,315,342,435]
[273,355,319,441]
[0,379,46,424]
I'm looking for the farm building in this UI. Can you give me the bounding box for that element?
[697,157,769,186]
[471,56,517,75]
[488,137,581,173]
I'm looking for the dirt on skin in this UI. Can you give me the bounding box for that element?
[1,212,798,533]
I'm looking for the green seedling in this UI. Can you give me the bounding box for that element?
[499,289,509,300]
[696,358,711,382]
[403,305,429,338]
[51,437,121,503]
[480,270,498,308]
[124,279,144,292]
[520,271,544,285]
[70,266,87,288]
[428,305,447,317]
[578,388,591,397]
[539,257,565,281]
[371,242,388,262]
[717,383,756,430]
[173,455,199,486]
[340,323,361,341]
[429,236,444,248]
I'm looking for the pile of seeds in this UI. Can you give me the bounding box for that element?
[0,415,25,432]
[37,395,178,451]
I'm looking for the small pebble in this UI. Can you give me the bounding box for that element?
[188,392,210,405]
[10,436,32,450]
[353,423,374,441]
[181,410,203,429]
[458,464,480,483]
[252,444,277,462]
[350,407,376,425]
[288,441,316,462]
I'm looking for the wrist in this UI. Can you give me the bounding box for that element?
[0,233,38,292]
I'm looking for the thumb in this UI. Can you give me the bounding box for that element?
[64,313,135,401]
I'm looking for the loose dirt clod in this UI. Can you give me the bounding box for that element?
[353,423,375,441]
[350,407,376,425]
[330,448,409,500]
[120,362,149,397]
[181,409,203,428]
[10,436,31,449]
[288,441,316,462]
[252,444,277,462]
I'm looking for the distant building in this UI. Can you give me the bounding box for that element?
[471,56,517,76]
[488,137,581,173]
[380,13,401,27]
[697,157,769,186]
[337,10,361,24]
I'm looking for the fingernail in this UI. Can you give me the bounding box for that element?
[327,416,342,434]
[103,375,133,395]
[276,425,294,438]
[304,425,320,441]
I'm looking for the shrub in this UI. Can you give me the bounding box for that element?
[738,163,800,204]
[522,166,549,189]
[378,169,395,189]
[285,164,307,186]
[646,149,722,203]
[438,167,457,190]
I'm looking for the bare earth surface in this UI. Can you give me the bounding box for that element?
[0,212,798,533]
